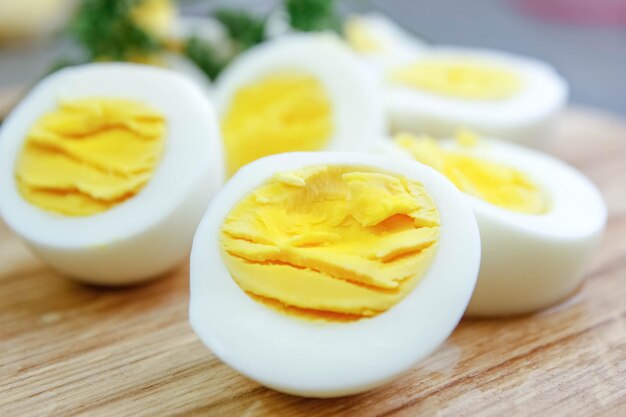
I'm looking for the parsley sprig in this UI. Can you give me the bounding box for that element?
[71,0,160,61]
[214,9,267,52]
[183,36,226,81]
[61,0,342,79]
[286,0,340,32]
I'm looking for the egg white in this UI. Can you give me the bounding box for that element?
[0,63,224,285]
[379,138,606,316]
[189,151,480,397]
[385,47,568,145]
[213,33,387,163]
[344,12,428,62]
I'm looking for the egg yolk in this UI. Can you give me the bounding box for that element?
[221,74,334,176]
[220,165,440,322]
[395,133,546,214]
[344,18,384,53]
[389,58,522,100]
[15,98,166,216]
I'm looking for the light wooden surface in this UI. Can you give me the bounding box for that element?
[1,108,625,416]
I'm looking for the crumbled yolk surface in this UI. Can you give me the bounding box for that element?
[389,58,522,100]
[221,74,334,176]
[15,98,166,216]
[344,18,384,53]
[220,165,440,322]
[395,133,546,214]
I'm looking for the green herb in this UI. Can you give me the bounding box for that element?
[214,8,266,52]
[285,0,340,32]
[185,7,268,80]
[62,0,347,80]
[184,36,228,80]
[70,0,160,61]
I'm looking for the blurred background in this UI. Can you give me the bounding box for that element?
[1,0,625,115]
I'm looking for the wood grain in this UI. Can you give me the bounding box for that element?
[1,107,626,417]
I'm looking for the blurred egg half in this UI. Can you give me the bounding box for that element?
[214,33,386,177]
[384,47,568,145]
[344,13,428,62]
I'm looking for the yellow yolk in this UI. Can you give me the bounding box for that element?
[15,98,166,216]
[344,18,384,53]
[390,58,522,100]
[221,74,333,176]
[395,133,546,214]
[220,165,440,322]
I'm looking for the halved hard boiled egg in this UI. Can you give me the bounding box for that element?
[213,33,386,177]
[0,63,223,285]
[343,13,427,62]
[385,47,568,144]
[383,133,606,316]
[190,152,480,397]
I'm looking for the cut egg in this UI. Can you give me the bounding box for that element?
[190,151,480,397]
[343,13,427,61]
[381,133,606,316]
[213,33,386,177]
[0,63,224,285]
[384,47,568,144]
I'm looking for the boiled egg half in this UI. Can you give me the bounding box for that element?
[190,151,480,397]
[383,132,606,316]
[213,33,385,177]
[384,47,568,144]
[343,13,427,63]
[0,63,223,285]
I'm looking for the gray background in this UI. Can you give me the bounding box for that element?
[1,0,625,115]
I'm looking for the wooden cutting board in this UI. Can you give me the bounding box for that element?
[1,107,625,416]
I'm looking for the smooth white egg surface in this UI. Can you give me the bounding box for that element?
[189,152,480,397]
[381,136,606,316]
[384,47,568,145]
[0,63,224,285]
[213,33,386,177]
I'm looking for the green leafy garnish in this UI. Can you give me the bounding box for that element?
[285,0,340,32]
[183,8,267,80]
[184,36,228,80]
[214,8,267,52]
[58,0,347,81]
[70,0,160,61]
